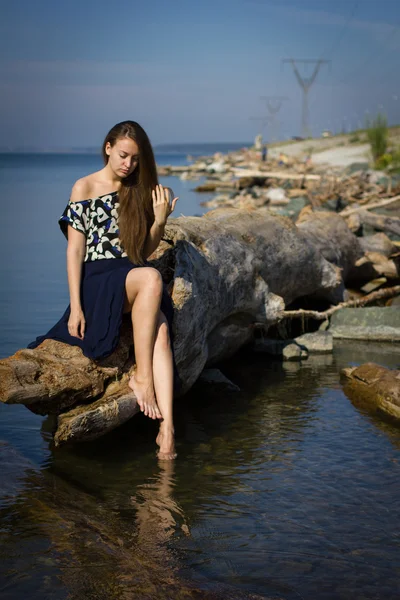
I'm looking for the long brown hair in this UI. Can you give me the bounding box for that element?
[102,121,158,264]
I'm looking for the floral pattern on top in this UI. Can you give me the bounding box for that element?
[59,192,128,262]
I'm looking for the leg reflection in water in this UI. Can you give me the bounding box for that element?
[131,460,190,549]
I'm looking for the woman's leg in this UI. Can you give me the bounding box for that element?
[153,312,176,459]
[124,267,163,420]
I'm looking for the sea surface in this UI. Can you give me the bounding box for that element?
[1,149,400,600]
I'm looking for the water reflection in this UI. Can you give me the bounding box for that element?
[132,461,190,546]
[1,350,400,599]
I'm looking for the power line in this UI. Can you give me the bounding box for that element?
[320,0,359,60]
[334,21,400,86]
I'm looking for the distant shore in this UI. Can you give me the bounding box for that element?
[0,142,252,156]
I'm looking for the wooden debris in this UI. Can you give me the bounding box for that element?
[340,194,400,217]
[273,285,400,321]
[352,210,400,237]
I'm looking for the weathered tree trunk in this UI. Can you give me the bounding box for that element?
[295,208,364,282]
[358,233,398,257]
[0,209,365,445]
[356,210,400,237]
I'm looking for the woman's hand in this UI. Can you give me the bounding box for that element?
[152,184,178,227]
[68,308,86,340]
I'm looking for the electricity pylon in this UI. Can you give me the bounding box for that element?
[249,115,274,135]
[282,59,330,137]
[260,95,288,141]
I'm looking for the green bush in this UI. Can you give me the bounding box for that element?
[387,148,400,173]
[375,153,393,170]
[366,113,388,162]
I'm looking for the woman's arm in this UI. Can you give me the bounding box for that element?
[66,226,86,338]
[143,220,165,259]
[66,179,89,339]
[143,184,178,259]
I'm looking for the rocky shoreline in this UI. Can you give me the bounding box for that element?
[1,139,400,444]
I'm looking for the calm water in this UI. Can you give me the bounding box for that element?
[1,151,400,599]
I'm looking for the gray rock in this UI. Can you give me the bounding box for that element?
[269,196,309,219]
[294,331,333,353]
[329,307,400,342]
[197,369,241,392]
[365,169,390,186]
[254,338,308,361]
[266,187,289,205]
[322,197,349,212]
[283,343,308,361]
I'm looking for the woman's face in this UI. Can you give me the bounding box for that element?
[106,137,139,178]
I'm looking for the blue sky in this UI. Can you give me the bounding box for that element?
[1,0,399,148]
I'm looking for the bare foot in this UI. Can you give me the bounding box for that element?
[156,427,177,460]
[129,373,162,420]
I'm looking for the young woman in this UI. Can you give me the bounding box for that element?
[28,121,178,460]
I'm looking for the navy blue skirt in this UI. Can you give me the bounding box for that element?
[28,257,175,362]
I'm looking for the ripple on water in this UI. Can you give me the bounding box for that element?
[0,349,400,599]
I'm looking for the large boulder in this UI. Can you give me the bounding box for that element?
[329,307,400,342]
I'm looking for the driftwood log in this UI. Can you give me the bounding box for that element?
[340,194,400,217]
[358,233,398,257]
[341,363,400,424]
[0,208,371,445]
[354,210,400,238]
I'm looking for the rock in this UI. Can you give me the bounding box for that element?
[266,187,289,205]
[341,362,400,424]
[193,182,220,192]
[197,369,240,392]
[329,307,400,341]
[190,161,208,171]
[283,343,308,361]
[255,332,333,360]
[206,161,227,174]
[237,176,268,190]
[323,197,349,212]
[157,166,171,176]
[254,339,308,361]
[365,169,390,186]
[293,331,333,353]
[269,196,309,219]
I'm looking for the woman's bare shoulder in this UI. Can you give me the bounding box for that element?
[69,177,94,203]
[69,171,112,203]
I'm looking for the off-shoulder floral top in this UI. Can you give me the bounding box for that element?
[59,191,128,262]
